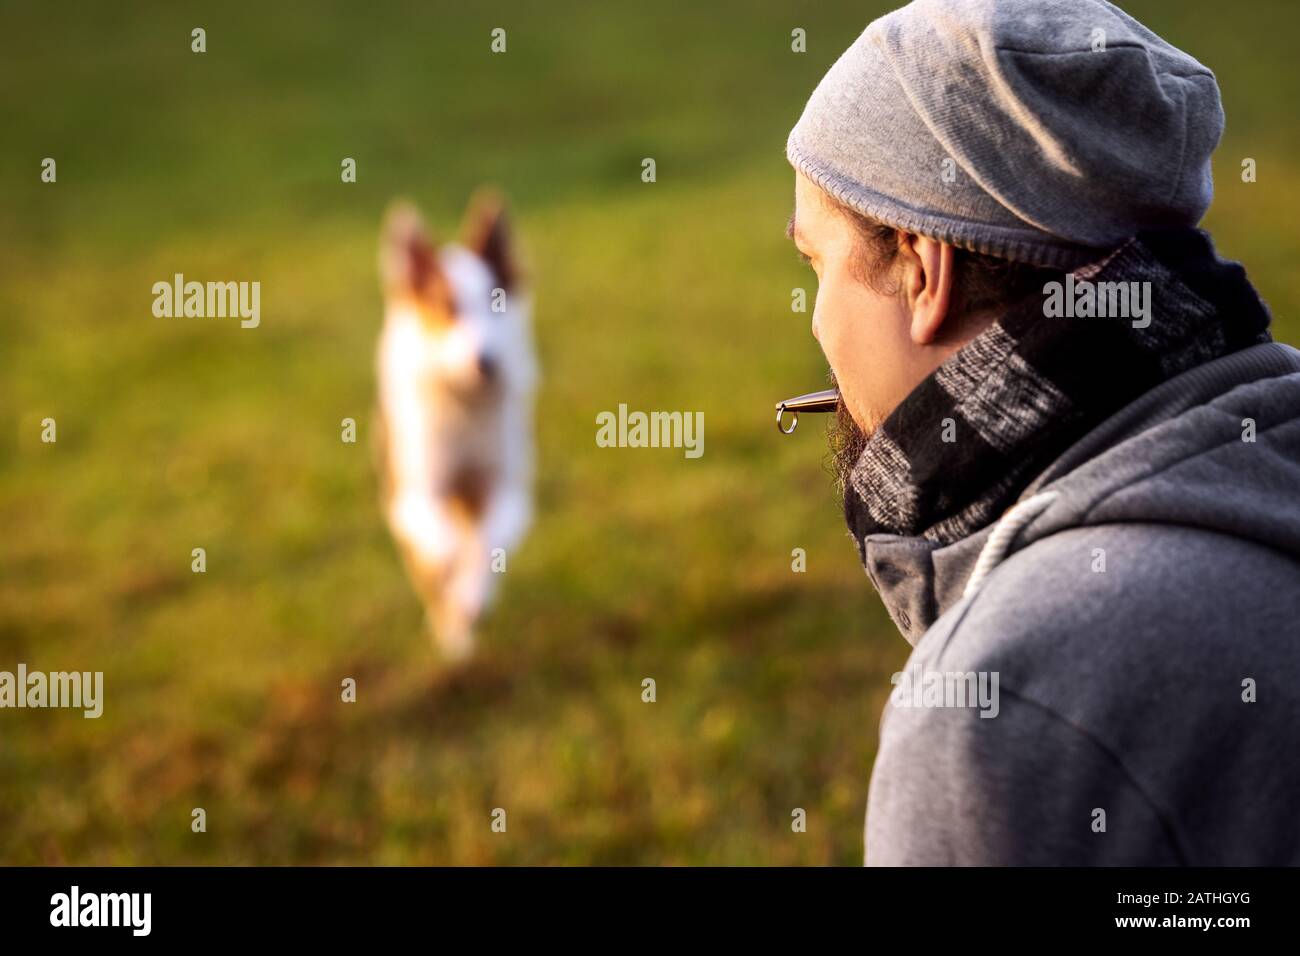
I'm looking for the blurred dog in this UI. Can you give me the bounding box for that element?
[376,193,537,660]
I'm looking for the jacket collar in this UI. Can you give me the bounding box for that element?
[860,342,1300,646]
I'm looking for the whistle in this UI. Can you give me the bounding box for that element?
[775,388,839,434]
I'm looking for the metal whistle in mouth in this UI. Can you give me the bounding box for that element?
[775,388,840,434]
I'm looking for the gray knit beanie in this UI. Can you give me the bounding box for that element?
[786,0,1225,268]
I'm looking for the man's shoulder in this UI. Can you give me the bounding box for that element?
[923,520,1300,669]
[876,519,1300,865]
[904,519,1300,765]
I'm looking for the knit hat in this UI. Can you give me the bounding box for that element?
[786,0,1224,268]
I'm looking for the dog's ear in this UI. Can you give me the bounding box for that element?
[379,202,453,311]
[461,188,520,292]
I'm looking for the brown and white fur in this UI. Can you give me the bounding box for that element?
[376,193,536,661]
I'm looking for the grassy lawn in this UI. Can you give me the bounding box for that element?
[1,0,1296,864]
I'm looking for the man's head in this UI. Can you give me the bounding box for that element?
[789,171,1057,438]
[785,0,1224,479]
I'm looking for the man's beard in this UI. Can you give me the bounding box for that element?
[826,375,869,500]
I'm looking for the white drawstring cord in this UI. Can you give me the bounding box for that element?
[963,491,1060,599]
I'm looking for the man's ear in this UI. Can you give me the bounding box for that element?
[461,188,520,292]
[901,234,957,345]
[379,201,453,310]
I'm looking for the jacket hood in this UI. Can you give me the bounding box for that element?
[863,341,1300,645]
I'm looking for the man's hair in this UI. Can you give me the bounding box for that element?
[831,200,1061,318]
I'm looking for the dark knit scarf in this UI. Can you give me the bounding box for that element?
[844,227,1272,548]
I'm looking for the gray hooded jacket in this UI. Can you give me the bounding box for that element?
[863,341,1300,865]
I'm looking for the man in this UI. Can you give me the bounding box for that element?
[785,0,1300,864]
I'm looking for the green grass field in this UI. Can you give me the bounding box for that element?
[1,0,1297,865]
